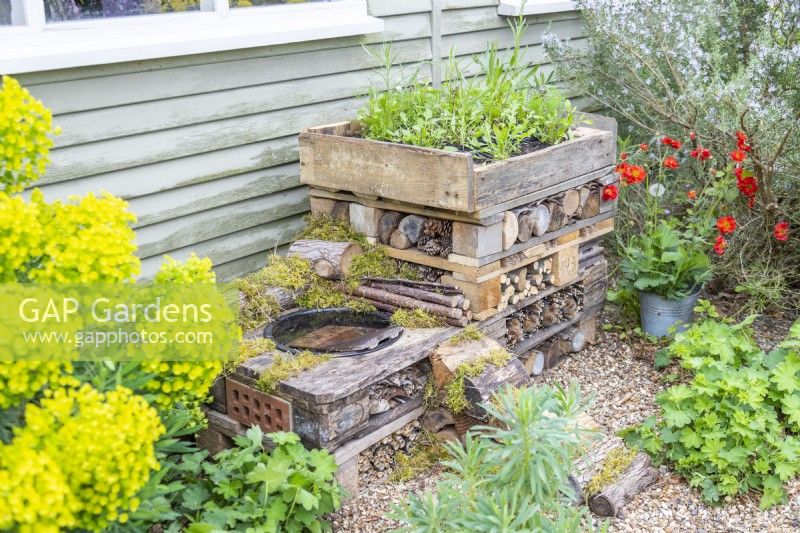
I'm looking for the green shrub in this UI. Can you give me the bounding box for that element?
[546,0,800,308]
[623,316,800,508]
[390,384,597,532]
[360,17,575,161]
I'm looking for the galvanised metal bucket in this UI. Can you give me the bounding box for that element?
[638,290,701,337]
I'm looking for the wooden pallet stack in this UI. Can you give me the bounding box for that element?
[300,117,617,370]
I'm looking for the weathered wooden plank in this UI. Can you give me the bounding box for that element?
[333,402,426,463]
[239,327,457,405]
[474,128,615,211]
[308,188,504,225]
[129,167,302,228]
[49,98,362,183]
[136,187,309,258]
[300,127,474,211]
[448,211,614,268]
[139,213,304,277]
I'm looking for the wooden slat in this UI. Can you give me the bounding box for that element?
[474,128,615,211]
[54,54,428,147]
[308,188,504,226]
[48,97,362,183]
[449,211,613,267]
[238,327,457,404]
[300,128,474,211]
[139,214,304,278]
[441,6,578,35]
[130,166,302,227]
[136,187,308,258]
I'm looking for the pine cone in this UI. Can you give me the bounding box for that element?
[422,218,453,239]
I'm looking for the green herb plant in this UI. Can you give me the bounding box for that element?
[140,427,342,533]
[360,16,574,161]
[622,316,800,508]
[390,384,598,532]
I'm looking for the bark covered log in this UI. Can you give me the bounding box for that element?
[288,239,363,280]
[352,285,464,320]
[588,453,659,517]
[364,281,465,309]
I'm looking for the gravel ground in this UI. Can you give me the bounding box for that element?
[331,306,800,533]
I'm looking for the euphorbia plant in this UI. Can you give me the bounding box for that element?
[613,134,742,305]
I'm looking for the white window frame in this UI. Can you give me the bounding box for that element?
[497,0,577,16]
[0,0,383,74]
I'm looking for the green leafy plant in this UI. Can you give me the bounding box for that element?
[391,384,598,532]
[622,316,800,508]
[360,16,575,161]
[141,427,342,532]
[546,0,800,308]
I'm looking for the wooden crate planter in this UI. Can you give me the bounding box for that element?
[300,121,615,217]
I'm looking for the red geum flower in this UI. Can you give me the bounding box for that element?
[698,148,711,160]
[689,132,696,140]
[774,221,789,241]
[661,136,682,149]
[736,130,752,152]
[616,162,646,185]
[730,150,747,162]
[716,215,737,234]
[737,176,758,198]
[602,184,619,201]
[734,165,743,180]
[687,190,697,200]
[620,152,629,160]
[663,156,680,169]
[713,235,728,256]
[639,143,649,151]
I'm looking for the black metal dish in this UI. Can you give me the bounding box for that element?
[264,307,404,357]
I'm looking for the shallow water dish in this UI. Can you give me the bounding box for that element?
[264,307,404,357]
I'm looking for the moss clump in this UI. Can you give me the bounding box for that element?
[296,278,348,309]
[390,309,445,328]
[297,214,370,248]
[223,338,277,375]
[423,378,440,409]
[255,350,332,394]
[390,431,450,482]
[585,446,637,497]
[346,245,420,290]
[444,349,512,414]
[448,325,484,345]
[257,255,313,290]
[238,277,281,332]
[295,278,375,313]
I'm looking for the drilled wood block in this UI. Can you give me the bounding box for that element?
[551,245,580,286]
[441,274,501,314]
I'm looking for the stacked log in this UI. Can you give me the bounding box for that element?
[358,420,422,484]
[504,285,583,348]
[368,362,430,415]
[354,278,472,327]
[495,258,553,311]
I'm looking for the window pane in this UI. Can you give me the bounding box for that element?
[230,0,339,9]
[1,0,24,25]
[44,0,201,22]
